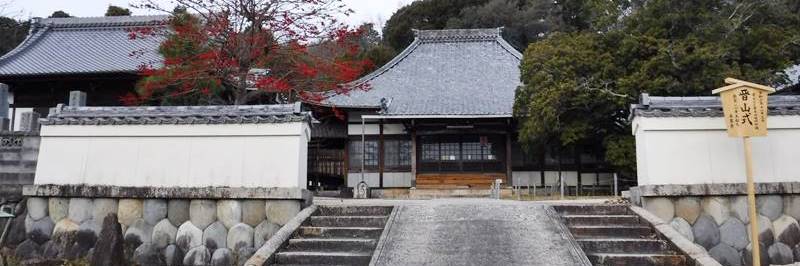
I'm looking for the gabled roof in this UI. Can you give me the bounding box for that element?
[0,15,168,77]
[42,103,310,125]
[323,28,522,117]
[631,94,800,118]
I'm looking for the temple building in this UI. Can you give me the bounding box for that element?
[0,15,619,195]
[0,15,166,130]
[309,28,616,193]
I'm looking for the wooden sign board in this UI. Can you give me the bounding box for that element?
[712,78,775,137]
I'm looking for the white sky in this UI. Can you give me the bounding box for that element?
[1,0,415,28]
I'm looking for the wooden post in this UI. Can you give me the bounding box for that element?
[744,136,761,266]
[410,120,417,186]
[379,120,384,188]
[712,78,775,266]
[505,126,513,186]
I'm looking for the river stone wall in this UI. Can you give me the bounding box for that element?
[634,183,800,266]
[2,197,302,266]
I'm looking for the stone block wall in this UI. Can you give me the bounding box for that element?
[643,194,800,266]
[2,196,302,265]
[0,133,40,201]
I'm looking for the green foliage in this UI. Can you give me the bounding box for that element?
[383,0,488,50]
[515,0,800,176]
[105,5,132,16]
[445,0,558,49]
[0,17,29,56]
[355,23,396,72]
[382,0,631,51]
[49,10,71,18]
[604,135,636,177]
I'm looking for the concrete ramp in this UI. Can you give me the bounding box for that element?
[371,199,589,266]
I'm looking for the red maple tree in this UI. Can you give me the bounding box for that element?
[124,0,373,106]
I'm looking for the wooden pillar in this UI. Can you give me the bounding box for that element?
[411,120,417,184]
[505,119,513,186]
[379,120,384,188]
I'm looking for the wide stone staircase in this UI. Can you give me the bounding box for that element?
[554,205,689,266]
[273,205,393,265]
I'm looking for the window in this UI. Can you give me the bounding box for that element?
[440,143,460,161]
[422,142,439,161]
[418,135,505,173]
[384,139,412,168]
[349,138,411,171]
[462,142,482,161]
[349,140,378,170]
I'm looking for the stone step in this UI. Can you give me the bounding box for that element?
[297,226,384,239]
[586,253,688,266]
[286,238,377,253]
[308,216,388,228]
[316,206,393,216]
[0,152,21,161]
[569,225,655,239]
[553,205,630,216]
[274,251,372,265]
[564,215,644,226]
[578,239,677,254]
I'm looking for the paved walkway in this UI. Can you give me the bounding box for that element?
[322,199,589,266]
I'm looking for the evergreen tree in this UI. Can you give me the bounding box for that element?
[48,10,71,18]
[515,0,800,176]
[105,5,132,16]
[0,17,29,56]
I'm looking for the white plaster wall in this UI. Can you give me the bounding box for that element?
[35,122,310,189]
[347,173,379,187]
[633,115,800,186]
[346,172,413,188]
[512,171,614,186]
[347,123,405,135]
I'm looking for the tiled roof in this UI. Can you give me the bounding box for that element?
[323,28,522,117]
[631,94,800,118]
[42,103,310,125]
[0,15,168,76]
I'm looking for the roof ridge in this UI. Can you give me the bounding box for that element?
[37,15,169,28]
[414,28,502,42]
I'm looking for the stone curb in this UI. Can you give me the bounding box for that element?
[636,182,800,196]
[23,184,310,200]
[368,205,400,266]
[544,205,593,266]
[244,204,318,266]
[629,205,722,266]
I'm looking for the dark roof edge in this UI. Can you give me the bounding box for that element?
[37,15,169,28]
[42,102,312,125]
[630,93,800,118]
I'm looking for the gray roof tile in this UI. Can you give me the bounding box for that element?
[631,94,800,118]
[0,15,168,76]
[323,28,522,116]
[42,103,310,125]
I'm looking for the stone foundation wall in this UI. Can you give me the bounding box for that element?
[639,189,800,266]
[2,196,303,265]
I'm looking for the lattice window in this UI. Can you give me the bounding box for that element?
[349,140,379,169]
[384,140,412,167]
[440,143,459,161]
[0,135,23,149]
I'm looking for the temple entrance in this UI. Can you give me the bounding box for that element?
[416,134,507,189]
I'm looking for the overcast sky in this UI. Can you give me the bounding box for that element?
[2,0,415,28]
